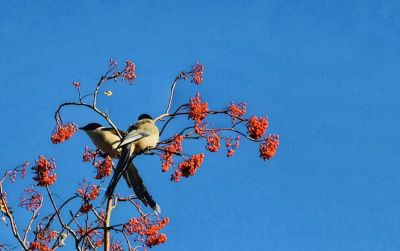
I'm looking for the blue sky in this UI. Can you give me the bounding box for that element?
[1,1,400,250]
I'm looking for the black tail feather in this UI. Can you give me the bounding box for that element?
[103,148,131,204]
[103,148,160,213]
[124,162,158,210]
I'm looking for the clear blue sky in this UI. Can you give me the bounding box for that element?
[1,1,400,250]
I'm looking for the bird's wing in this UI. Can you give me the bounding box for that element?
[118,129,150,148]
[123,162,161,214]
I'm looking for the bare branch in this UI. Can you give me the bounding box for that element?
[55,101,122,139]
[0,180,28,250]
[154,72,187,122]
[104,197,113,251]
[45,187,81,251]
[22,198,43,243]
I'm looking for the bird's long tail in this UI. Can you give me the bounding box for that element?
[103,147,131,204]
[123,163,161,214]
[102,148,161,214]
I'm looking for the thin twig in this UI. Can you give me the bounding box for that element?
[55,102,122,139]
[52,209,80,250]
[22,199,43,243]
[45,187,81,251]
[158,104,188,136]
[42,195,80,233]
[0,180,28,250]
[121,231,135,251]
[154,72,186,122]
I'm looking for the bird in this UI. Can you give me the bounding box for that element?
[80,114,160,214]
[79,123,123,158]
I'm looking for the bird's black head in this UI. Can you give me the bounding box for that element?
[79,123,102,131]
[138,114,153,120]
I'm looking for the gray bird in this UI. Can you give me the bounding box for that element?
[80,114,160,214]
